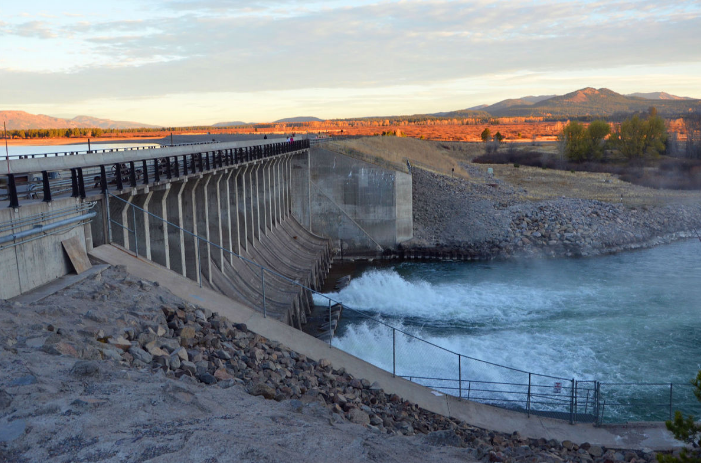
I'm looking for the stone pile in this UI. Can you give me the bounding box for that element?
[81,300,665,463]
[409,168,701,260]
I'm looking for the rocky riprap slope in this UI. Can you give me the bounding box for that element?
[0,266,673,462]
[408,168,701,259]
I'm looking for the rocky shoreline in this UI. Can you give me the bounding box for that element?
[0,266,679,462]
[406,167,701,260]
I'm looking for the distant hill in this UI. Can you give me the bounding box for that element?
[484,88,701,118]
[0,110,159,130]
[212,121,249,127]
[273,116,324,123]
[428,109,491,118]
[468,104,489,110]
[626,92,693,100]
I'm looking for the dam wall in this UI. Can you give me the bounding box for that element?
[302,145,412,252]
[0,140,332,328]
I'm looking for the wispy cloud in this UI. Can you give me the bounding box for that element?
[1,0,699,122]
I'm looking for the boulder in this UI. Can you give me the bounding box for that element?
[70,360,101,378]
[128,346,153,364]
[347,408,370,426]
[248,383,276,400]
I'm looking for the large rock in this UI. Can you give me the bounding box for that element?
[69,360,101,378]
[347,408,370,426]
[248,383,276,400]
[108,336,132,351]
[180,326,197,339]
[128,346,153,364]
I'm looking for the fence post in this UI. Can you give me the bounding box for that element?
[670,383,674,421]
[392,328,396,377]
[458,355,462,399]
[468,381,471,400]
[527,373,532,417]
[261,268,266,318]
[328,299,332,347]
[570,378,575,424]
[132,205,138,257]
[595,381,601,426]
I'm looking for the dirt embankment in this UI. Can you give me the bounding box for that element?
[0,267,668,462]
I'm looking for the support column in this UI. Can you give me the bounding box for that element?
[261,161,270,236]
[291,149,312,230]
[208,172,225,271]
[222,169,235,258]
[271,158,279,228]
[148,184,171,269]
[181,176,201,283]
[131,189,153,260]
[283,155,290,218]
[275,157,283,224]
[232,168,243,256]
[238,165,250,252]
[247,164,256,247]
[266,159,273,231]
[197,174,213,285]
[254,163,262,242]
[110,190,135,250]
[166,180,187,276]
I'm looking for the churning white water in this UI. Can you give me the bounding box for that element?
[317,239,701,421]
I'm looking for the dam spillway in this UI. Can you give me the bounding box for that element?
[0,138,331,328]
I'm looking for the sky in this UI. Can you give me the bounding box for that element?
[1,0,700,126]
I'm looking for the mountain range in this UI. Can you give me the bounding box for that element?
[3,89,699,131]
[464,88,700,118]
[0,110,160,130]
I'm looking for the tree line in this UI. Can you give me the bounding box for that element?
[558,107,669,162]
[6,127,105,139]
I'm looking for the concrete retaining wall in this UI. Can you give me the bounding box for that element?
[303,146,412,252]
[0,197,89,300]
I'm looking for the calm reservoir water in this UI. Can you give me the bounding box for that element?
[318,239,701,421]
[6,142,157,157]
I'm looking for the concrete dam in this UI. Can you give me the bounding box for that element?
[0,137,413,330]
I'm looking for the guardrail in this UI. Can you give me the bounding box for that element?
[3,141,221,160]
[105,184,699,424]
[2,140,310,208]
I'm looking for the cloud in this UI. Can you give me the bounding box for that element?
[1,0,700,108]
[5,20,58,39]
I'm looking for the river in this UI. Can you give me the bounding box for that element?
[318,239,701,422]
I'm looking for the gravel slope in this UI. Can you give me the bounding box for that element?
[407,165,701,259]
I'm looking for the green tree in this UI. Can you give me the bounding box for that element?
[657,371,701,463]
[480,128,491,142]
[494,131,504,142]
[611,109,668,160]
[587,120,611,160]
[559,121,589,161]
[559,120,611,162]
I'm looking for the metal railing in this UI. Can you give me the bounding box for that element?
[104,188,699,425]
[2,139,310,208]
[4,140,222,160]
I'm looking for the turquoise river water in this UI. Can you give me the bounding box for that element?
[318,239,701,422]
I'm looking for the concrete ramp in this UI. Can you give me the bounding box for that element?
[88,243,680,451]
[201,215,331,328]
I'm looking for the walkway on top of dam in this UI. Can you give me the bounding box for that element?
[0,137,309,209]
